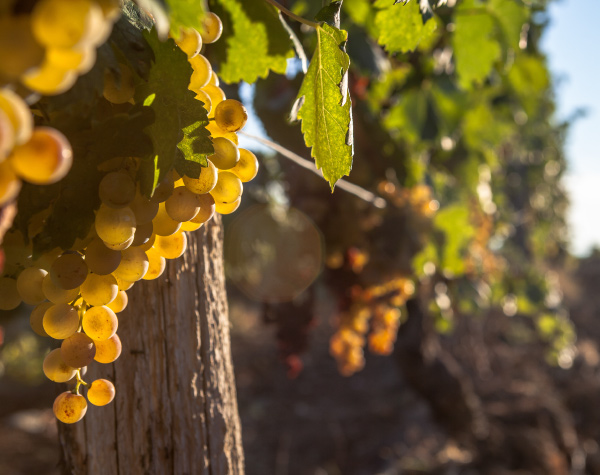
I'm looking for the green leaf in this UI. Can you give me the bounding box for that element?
[314,1,342,26]
[165,0,208,35]
[433,204,475,276]
[294,23,353,188]
[487,0,528,50]
[374,0,437,54]
[134,29,213,197]
[210,0,294,84]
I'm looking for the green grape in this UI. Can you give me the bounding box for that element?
[82,305,118,341]
[188,54,212,92]
[152,202,182,236]
[143,248,166,280]
[50,253,88,290]
[112,247,149,282]
[131,221,153,247]
[201,85,225,118]
[214,99,248,133]
[47,45,96,74]
[201,12,223,44]
[43,303,80,339]
[94,334,121,363]
[80,273,118,306]
[87,379,116,406]
[0,160,21,205]
[0,16,45,82]
[16,267,48,305]
[84,237,121,275]
[107,290,127,313]
[154,231,187,260]
[95,204,136,246]
[188,193,216,224]
[230,148,259,182]
[208,70,219,87]
[182,161,218,194]
[43,348,77,382]
[208,137,240,170]
[151,172,176,203]
[99,171,136,208]
[215,197,241,215]
[0,277,22,310]
[30,301,53,337]
[9,127,73,185]
[42,273,80,304]
[113,275,134,291]
[210,171,243,204]
[130,191,159,224]
[22,60,78,96]
[175,27,202,58]
[103,64,135,104]
[53,391,87,424]
[61,332,96,368]
[165,186,203,222]
[194,90,212,115]
[0,88,33,145]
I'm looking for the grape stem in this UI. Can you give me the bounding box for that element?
[264,0,320,28]
[239,131,387,209]
[74,369,88,395]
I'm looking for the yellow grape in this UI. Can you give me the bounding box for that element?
[47,45,96,74]
[94,334,122,363]
[152,202,182,236]
[9,127,73,185]
[182,160,218,194]
[201,12,223,44]
[214,99,248,133]
[30,301,53,337]
[80,273,118,306]
[0,16,45,81]
[113,275,134,291]
[188,193,215,224]
[32,0,103,48]
[0,88,33,145]
[210,171,243,204]
[112,247,149,282]
[206,121,238,144]
[43,303,80,339]
[99,171,136,208]
[154,231,187,260]
[103,64,135,104]
[50,253,88,290]
[104,236,133,251]
[22,60,78,95]
[215,197,241,215]
[208,70,219,87]
[188,54,212,92]
[84,237,121,275]
[87,379,116,406]
[175,28,202,58]
[95,204,136,245]
[209,137,240,170]
[16,267,48,305]
[201,85,225,118]
[0,109,15,159]
[151,172,176,203]
[53,391,87,424]
[0,277,21,310]
[230,148,259,182]
[43,348,77,382]
[61,332,96,368]
[0,160,21,205]
[107,290,128,313]
[132,221,153,247]
[137,233,156,252]
[165,186,203,222]
[82,305,118,341]
[180,221,202,232]
[143,248,166,280]
[33,248,63,272]
[42,273,80,304]
[195,90,212,114]
[130,191,159,224]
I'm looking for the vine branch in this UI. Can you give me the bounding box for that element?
[264,0,320,28]
[240,132,387,209]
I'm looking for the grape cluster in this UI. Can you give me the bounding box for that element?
[0,10,258,424]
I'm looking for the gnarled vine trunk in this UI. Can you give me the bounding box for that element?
[58,216,244,475]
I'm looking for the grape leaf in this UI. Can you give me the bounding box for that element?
[293,23,353,189]
[434,204,475,276]
[374,0,437,54]
[134,29,213,197]
[209,0,294,84]
[165,0,208,36]
[487,0,528,50]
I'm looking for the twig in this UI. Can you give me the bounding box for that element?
[240,131,387,209]
[264,0,320,28]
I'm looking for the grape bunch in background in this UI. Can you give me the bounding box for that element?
[0,4,259,424]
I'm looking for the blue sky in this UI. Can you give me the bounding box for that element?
[542,0,600,256]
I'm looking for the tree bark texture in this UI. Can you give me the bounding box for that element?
[58,215,244,475]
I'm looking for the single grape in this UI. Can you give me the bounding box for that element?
[201,12,223,44]
[154,232,187,260]
[230,148,259,182]
[0,160,21,205]
[214,99,248,133]
[152,202,182,236]
[112,247,149,282]
[180,221,202,232]
[87,379,116,406]
[43,303,80,339]
[201,85,225,118]
[137,233,156,252]
[130,191,159,224]
[0,16,45,82]
[188,54,212,92]
[205,121,239,144]
[16,267,48,305]
[42,273,80,304]
[84,238,121,275]
[50,253,88,290]
[61,332,96,368]
[21,60,78,96]
[53,391,87,424]
[95,204,136,246]
[210,171,243,204]
[0,89,32,146]
[208,71,219,87]
[9,127,73,185]
[43,348,77,382]
[46,45,96,74]
[151,172,176,203]
[194,90,212,114]
[82,305,118,341]
[143,248,166,280]
[107,290,127,313]
[175,27,202,58]
[113,275,134,291]
[103,64,135,104]
[94,334,122,363]
[104,235,134,251]
[80,273,118,306]
[30,301,53,337]
[0,277,22,310]
[188,193,216,224]
[131,221,153,247]
[165,186,203,222]
[99,171,136,208]
[0,109,15,159]
[208,137,240,170]
[182,161,218,194]
[215,197,241,215]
